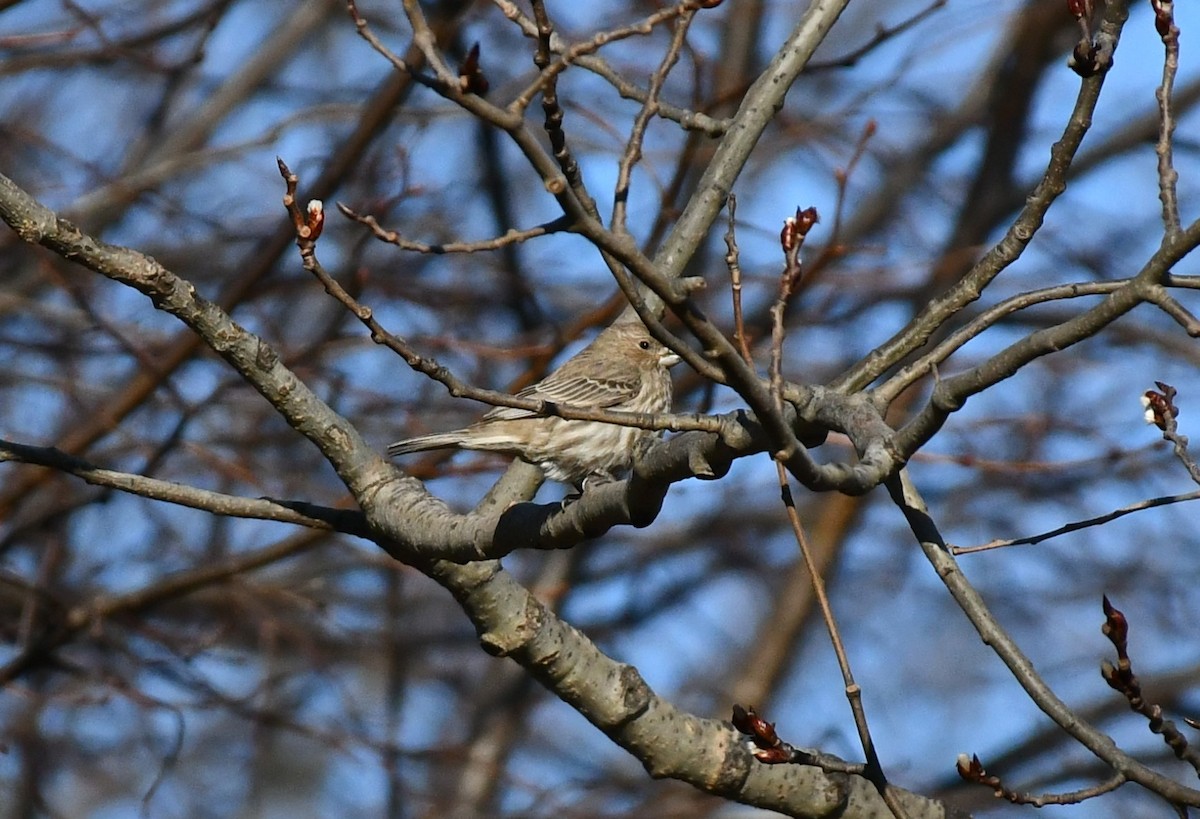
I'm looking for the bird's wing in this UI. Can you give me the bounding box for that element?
[481,372,639,421]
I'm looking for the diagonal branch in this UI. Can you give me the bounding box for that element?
[886,469,1200,808]
[425,557,962,818]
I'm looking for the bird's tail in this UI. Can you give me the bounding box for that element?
[387,431,467,458]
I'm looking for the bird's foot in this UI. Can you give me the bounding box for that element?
[580,470,619,492]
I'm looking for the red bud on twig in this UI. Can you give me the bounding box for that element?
[1150,0,1174,38]
[305,200,324,241]
[1141,382,1179,431]
[458,42,490,96]
[1101,595,1128,654]
[780,207,819,254]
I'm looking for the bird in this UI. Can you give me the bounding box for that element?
[388,321,681,486]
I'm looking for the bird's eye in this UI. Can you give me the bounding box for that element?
[639,340,651,350]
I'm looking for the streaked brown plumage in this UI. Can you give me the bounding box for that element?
[388,321,680,485]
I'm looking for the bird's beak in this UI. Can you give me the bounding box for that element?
[661,351,682,368]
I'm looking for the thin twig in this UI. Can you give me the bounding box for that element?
[958,754,1126,806]
[1143,381,1200,484]
[806,0,947,71]
[775,464,908,819]
[955,489,1200,554]
[770,207,904,816]
[491,0,729,135]
[338,203,569,254]
[1152,0,1181,236]
[0,438,365,533]
[612,5,696,234]
[770,208,817,416]
[1145,283,1200,336]
[510,0,708,116]
[724,195,755,366]
[529,0,598,221]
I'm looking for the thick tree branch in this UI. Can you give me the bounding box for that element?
[425,557,965,818]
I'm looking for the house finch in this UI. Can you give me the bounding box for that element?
[388,321,681,485]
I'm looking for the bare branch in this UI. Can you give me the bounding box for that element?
[0,438,365,534]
